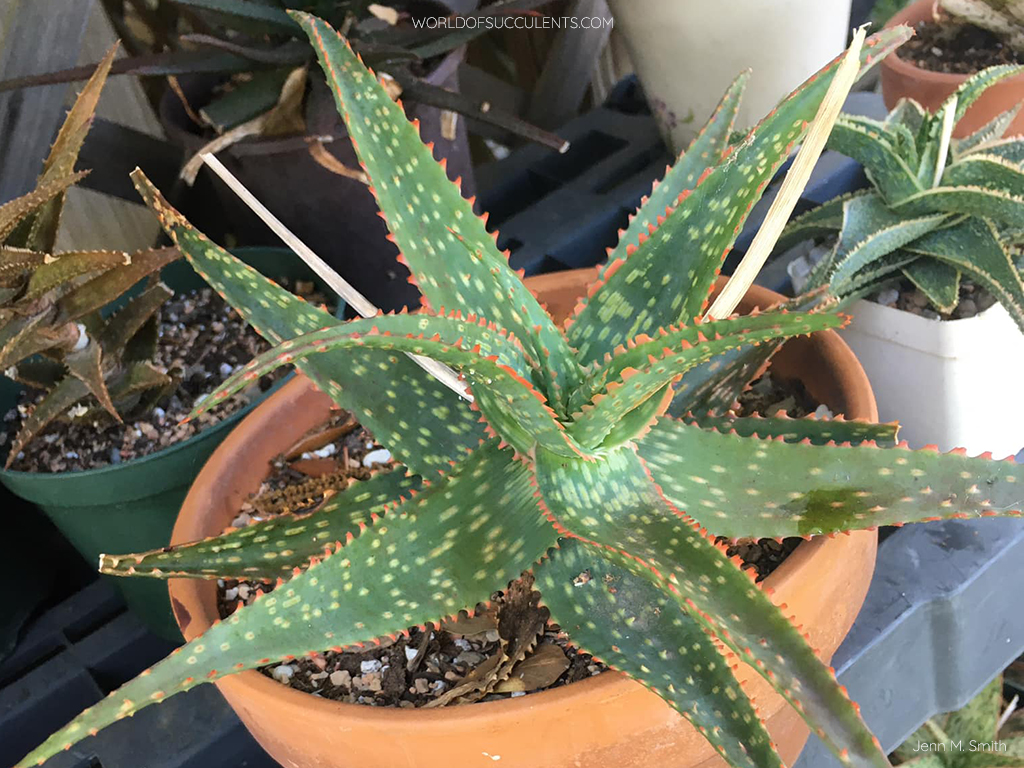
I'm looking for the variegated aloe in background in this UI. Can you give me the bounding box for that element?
[778,65,1024,325]
[0,47,180,467]
[16,19,1024,768]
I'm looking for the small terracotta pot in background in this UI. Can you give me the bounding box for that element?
[169,268,879,768]
[881,0,1024,138]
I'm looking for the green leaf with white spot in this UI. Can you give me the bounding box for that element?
[638,417,1024,540]
[902,258,961,314]
[537,539,784,768]
[683,412,899,447]
[131,170,486,477]
[291,11,581,413]
[944,153,1024,198]
[569,311,845,448]
[15,441,557,768]
[775,190,869,255]
[533,445,890,768]
[197,311,590,458]
[828,193,947,289]
[953,103,1022,158]
[828,116,922,203]
[99,469,420,579]
[903,217,1024,333]
[563,27,911,366]
[612,71,749,261]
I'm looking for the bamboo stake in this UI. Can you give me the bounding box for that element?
[199,152,473,402]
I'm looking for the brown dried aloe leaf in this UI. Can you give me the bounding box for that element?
[27,46,118,252]
[493,643,569,693]
[24,249,132,301]
[64,341,119,421]
[5,375,90,468]
[423,651,503,708]
[0,172,87,245]
[58,247,179,321]
[440,608,497,637]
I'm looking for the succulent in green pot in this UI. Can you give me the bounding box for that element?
[0,46,331,638]
[0,47,181,465]
[16,18,1024,768]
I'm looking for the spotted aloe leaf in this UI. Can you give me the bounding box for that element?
[967,135,1024,166]
[537,539,784,768]
[132,170,485,477]
[563,27,911,366]
[533,445,890,768]
[893,184,1024,227]
[664,295,829,419]
[774,190,869,254]
[195,311,591,458]
[914,65,1024,184]
[903,217,1024,332]
[952,103,1023,157]
[612,71,749,261]
[638,417,1024,540]
[943,153,1024,197]
[100,468,419,579]
[827,116,922,203]
[15,441,557,768]
[827,193,947,289]
[902,258,961,314]
[20,46,117,253]
[683,412,899,448]
[568,311,845,448]
[290,12,581,412]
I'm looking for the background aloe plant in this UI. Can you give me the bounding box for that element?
[15,19,1024,768]
[940,0,1024,52]
[1,46,179,467]
[777,65,1024,325]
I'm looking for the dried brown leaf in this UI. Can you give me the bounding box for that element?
[494,643,569,693]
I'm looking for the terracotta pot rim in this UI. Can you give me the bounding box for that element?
[170,267,879,730]
[882,0,1024,86]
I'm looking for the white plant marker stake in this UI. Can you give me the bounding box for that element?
[199,152,473,402]
[705,28,866,321]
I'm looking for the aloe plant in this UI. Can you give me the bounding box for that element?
[940,0,1024,53]
[778,66,1024,324]
[17,19,1024,768]
[1,46,180,467]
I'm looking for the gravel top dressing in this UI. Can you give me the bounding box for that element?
[900,18,1024,74]
[215,370,817,708]
[2,279,333,473]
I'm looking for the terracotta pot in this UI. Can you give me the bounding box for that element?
[881,0,1024,138]
[169,268,879,768]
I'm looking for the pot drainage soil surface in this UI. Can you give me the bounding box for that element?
[2,280,330,472]
[899,18,1024,74]
[215,370,818,708]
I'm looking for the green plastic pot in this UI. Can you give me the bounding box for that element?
[0,247,337,641]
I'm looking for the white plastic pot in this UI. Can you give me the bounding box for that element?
[606,0,853,152]
[840,298,1024,457]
